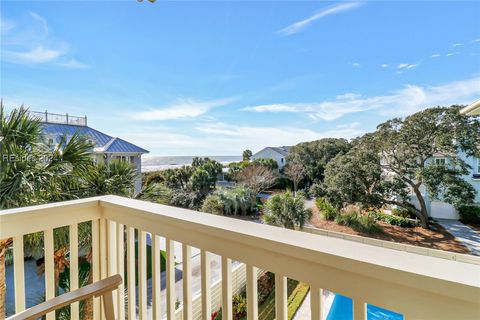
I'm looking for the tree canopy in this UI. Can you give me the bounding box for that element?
[323,134,385,209]
[323,106,480,228]
[242,149,253,161]
[287,138,350,184]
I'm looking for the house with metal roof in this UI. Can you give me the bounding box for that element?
[33,111,148,193]
[251,146,291,168]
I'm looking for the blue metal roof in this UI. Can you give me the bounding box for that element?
[104,137,149,154]
[41,123,148,154]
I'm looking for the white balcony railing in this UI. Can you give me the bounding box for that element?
[1,196,479,320]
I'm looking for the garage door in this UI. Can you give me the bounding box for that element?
[430,201,459,220]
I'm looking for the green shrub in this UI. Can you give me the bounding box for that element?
[356,214,382,234]
[334,207,381,234]
[264,193,312,229]
[219,186,256,216]
[201,194,224,215]
[315,197,338,221]
[296,190,307,199]
[391,207,411,218]
[257,272,275,303]
[309,183,325,198]
[369,211,413,228]
[232,294,247,319]
[334,209,359,226]
[458,205,480,224]
[169,189,201,209]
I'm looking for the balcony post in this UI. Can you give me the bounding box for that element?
[247,265,258,320]
[275,274,287,320]
[310,287,324,320]
[353,300,366,320]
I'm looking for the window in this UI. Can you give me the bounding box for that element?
[281,158,284,164]
[477,158,480,173]
[434,158,446,165]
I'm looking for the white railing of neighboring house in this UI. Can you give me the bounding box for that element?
[29,111,87,126]
[1,195,479,320]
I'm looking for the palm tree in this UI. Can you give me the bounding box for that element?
[263,193,312,229]
[0,105,158,318]
[0,105,95,318]
[0,239,13,319]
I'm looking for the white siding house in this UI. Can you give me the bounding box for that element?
[251,146,291,169]
[410,153,480,220]
[409,102,480,219]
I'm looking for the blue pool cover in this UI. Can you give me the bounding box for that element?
[326,294,404,320]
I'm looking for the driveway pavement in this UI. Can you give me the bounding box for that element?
[435,219,480,256]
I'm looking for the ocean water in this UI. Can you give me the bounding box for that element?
[142,155,242,172]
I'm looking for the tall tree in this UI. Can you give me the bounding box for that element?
[287,138,350,184]
[235,164,277,195]
[323,134,385,209]
[242,149,253,161]
[373,106,479,227]
[284,160,306,196]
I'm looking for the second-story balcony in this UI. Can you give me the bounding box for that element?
[1,196,479,320]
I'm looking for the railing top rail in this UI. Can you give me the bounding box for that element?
[97,196,480,291]
[1,195,479,310]
[0,196,103,217]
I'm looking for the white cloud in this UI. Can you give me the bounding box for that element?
[452,43,463,47]
[351,62,361,68]
[277,2,364,35]
[473,39,480,43]
[381,64,389,68]
[3,46,65,64]
[194,122,363,154]
[132,97,236,121]
[446,52,457,57]
[122,130,208,151]
[397,63,419,70]
[29,12,48,35]
[58,58,90,69]
[430,54,441,58]
[243,104,299,113]
[0,16,15,34]
[117,122,364,155]
[243,77,480,120]
[1,13,88,68]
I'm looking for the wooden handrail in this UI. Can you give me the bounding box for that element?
[6,274,122,320]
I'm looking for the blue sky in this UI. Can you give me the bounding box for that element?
[1,1,480,156]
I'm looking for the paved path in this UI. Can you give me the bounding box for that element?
[436,219,480,256]
[293,292,311,319]
[304,199,315,210]
[293,289,335,320]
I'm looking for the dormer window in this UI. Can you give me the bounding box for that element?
[434,158,446,166]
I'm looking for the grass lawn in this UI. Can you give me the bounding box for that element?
[257,279,310,320]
